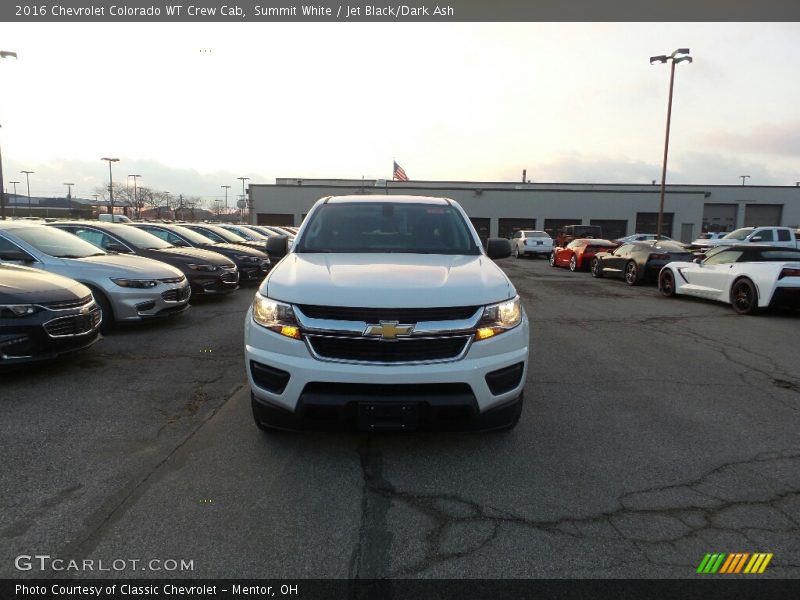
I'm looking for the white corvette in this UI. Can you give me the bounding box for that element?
[658,245,800,314]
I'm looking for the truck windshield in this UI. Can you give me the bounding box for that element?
[296,203,481,255]
[722,228,752,241]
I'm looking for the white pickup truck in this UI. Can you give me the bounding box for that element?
[708,226,800,249]
[244,195,529,433]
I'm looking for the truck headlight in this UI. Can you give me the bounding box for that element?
[110,278,158,288]
[475,296,522,341]
[252,293,301,339]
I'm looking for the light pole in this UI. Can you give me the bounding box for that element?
[650,48,692,240]
[128,174,142,219]
[740,175,750,186]
[8,180,19,218]
[64,182,74,199]
[0,125,6,220]
[101,157,119,215]
[221,185,230,216]
[0,51,18,219]
[237,177,249,223]
[21,170,34,217]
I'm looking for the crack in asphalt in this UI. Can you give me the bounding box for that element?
[50,384,246,573]
[354,445,800,577]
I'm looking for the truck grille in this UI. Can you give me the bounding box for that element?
[43,307,102,337]
[297,305,480,323]
[306,335,470,363]
[161,287,191,302]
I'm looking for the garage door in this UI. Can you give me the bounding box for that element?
[498,218,536,239]
[590,219,627,241]
[469,218,490,245]
[702,203,737,233]
[744,204,782,227]
[635,212,674,237]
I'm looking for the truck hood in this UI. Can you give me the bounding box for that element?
[262,253,515,307]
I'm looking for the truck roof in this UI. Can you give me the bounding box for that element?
[323,195,451,205]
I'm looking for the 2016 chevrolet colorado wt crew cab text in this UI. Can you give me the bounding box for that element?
[244,195,529,432]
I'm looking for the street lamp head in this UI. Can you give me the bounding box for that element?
[672,48,691,57]
[650,55,668,64]
[0,51,18,59]
[101,157,120,163]
[673,56,693,64]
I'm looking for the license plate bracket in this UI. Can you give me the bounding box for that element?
[358,402,419,432]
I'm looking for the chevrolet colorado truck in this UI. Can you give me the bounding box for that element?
[707,226,800,249]
[244,195,529,432]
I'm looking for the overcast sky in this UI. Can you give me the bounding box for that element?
[1,22,799,203]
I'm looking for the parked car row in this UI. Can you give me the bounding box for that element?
[511,229,800,315]
[0,219,293,365]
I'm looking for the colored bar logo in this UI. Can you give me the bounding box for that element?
[697,553,773,574]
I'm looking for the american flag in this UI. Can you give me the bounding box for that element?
[393,161,409,182]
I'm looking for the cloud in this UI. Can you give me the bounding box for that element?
[697,121,800,157]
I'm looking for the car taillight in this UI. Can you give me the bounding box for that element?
[649,253,671,261]
[778,268,800,280]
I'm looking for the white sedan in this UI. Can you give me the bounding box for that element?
[510,230,553,258]
[658,245,800,314]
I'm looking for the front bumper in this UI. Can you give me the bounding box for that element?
[0,306,102,365]
[187,267,240,295]
[109,281,192,322]
[245,307,529,429]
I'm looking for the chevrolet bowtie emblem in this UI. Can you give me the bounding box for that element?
[364,321,414,339]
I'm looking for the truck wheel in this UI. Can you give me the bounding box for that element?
[731,278,759,315]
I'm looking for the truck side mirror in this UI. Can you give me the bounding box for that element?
[266,235,289,259]
[485,238,512,260]
[750,235,762,242]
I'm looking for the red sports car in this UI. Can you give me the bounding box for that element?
[550,239,619,272]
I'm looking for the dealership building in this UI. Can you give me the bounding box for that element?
[249,179,800,243]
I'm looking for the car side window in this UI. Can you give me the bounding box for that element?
[143,227,170,241]
[756,229,774,242]
[704,249,743,265]
[0,235,21,254]
[777,229,790,242]
[512,231,521,239]
[200,229,225,243]
[72,228,106,249]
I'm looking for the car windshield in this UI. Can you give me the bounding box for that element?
[110,226,173,249]
[223,226,265,240]
[10,226,106,258]
[195,225,247,243]
[722,228,752,241]
[297,202,481,255]
[169,225,219,245]
[523,231,549,238]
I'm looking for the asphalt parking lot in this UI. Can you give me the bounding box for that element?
[2,258,799,579]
